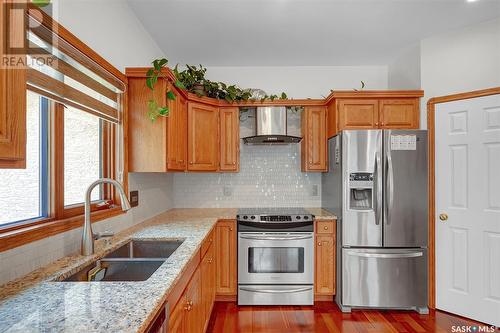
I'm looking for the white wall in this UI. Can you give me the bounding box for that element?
[54,0,164,71]
[0,1,173,285]
[388,43,421,90]
[420,18,500,128]
[205,66,388,99]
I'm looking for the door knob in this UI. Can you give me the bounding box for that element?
[439,213,448,221]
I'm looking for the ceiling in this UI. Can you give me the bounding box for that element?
[127,0,500,66]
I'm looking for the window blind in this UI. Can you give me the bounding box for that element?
[26,10,125,123]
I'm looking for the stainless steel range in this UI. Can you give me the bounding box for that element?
[237,208,315,306]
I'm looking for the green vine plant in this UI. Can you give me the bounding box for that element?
[145,58,290,121]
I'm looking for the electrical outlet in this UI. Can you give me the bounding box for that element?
[223,186,233,197]
[311,184,319,197]
[130,190,139,207]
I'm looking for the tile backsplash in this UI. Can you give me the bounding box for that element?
[173,142,322,208]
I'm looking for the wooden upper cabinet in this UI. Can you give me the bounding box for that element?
[127,75,168,172]
[219,107,239,172]
[187,102,219,171]
[0,68,26,169]
[167,89,187,171]
[0,2,27,169]
[301,106,327,172]
[328,91,423,134]
[216,220,237,295]
[338,99,379,129]
[379,98,419,129]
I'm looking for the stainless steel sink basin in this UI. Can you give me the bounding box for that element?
[59,240,184,282]
[104,239,184,259]
[62,259,163,282]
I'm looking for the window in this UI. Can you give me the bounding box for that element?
[0,91,48,225]
[0,5,127,252]
[64,106,102,206]
[0,91,117,227]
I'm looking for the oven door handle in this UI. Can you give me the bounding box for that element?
[239,286,313,294]
[239,235,313,241]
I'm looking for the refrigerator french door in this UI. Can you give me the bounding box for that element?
[323,130,429,313]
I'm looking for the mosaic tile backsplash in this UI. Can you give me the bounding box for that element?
[173,143,322,208]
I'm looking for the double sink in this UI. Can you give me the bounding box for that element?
[61,240,184,282]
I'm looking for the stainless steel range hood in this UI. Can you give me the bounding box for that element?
[242,106,302,144]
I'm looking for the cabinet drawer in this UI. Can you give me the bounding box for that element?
[316,221,335,234]
[201,227,216,258]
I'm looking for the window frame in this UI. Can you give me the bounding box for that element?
[0,5,128,253]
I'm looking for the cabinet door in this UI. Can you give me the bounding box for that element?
[0,2,26,169]
[168,296,185,333]
[128,77,168,172]
[219,107,239,172]
[201,243,216,331]
[167,90,187,171]
[187,102,219,171]
[301,106,327,172]
[379,99,419,129]
[216,220,237,295]
[315,235,335,295]
[338,99,379,129]
[177,94,188,170]
[184,269,203,333]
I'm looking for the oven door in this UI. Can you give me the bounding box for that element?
[238,232,314,285]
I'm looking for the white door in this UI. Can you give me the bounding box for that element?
[436,94,500,326]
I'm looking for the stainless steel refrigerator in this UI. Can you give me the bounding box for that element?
[322,130,428,314]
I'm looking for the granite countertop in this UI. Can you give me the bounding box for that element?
[0,208,336,333]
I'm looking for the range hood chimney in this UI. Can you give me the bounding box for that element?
[242,106,302,144]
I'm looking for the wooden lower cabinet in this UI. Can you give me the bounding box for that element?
[201,243,216,332]
[168,228,217,333]
[215,220,237,296]
[315,220,336,298]
[168,297,186,333]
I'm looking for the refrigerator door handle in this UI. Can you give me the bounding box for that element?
[386,151,394,226]
[374,152,382,226]
[346,251,423,259]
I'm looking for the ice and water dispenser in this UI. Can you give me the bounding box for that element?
[348,173,374,210]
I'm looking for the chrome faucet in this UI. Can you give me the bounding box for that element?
[81,178,132,256]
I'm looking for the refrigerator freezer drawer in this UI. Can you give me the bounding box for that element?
[342,248,427,309]
[238,285,314,305]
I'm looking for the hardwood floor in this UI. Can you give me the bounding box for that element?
[207,302,496,333]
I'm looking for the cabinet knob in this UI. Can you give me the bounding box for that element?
[439,213,448,221]
[318,242,322,246]
[323,226,328,230]
[189,161,193,165]
[229,228,233,231]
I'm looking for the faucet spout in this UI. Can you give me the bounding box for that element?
[81,178,131,256]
